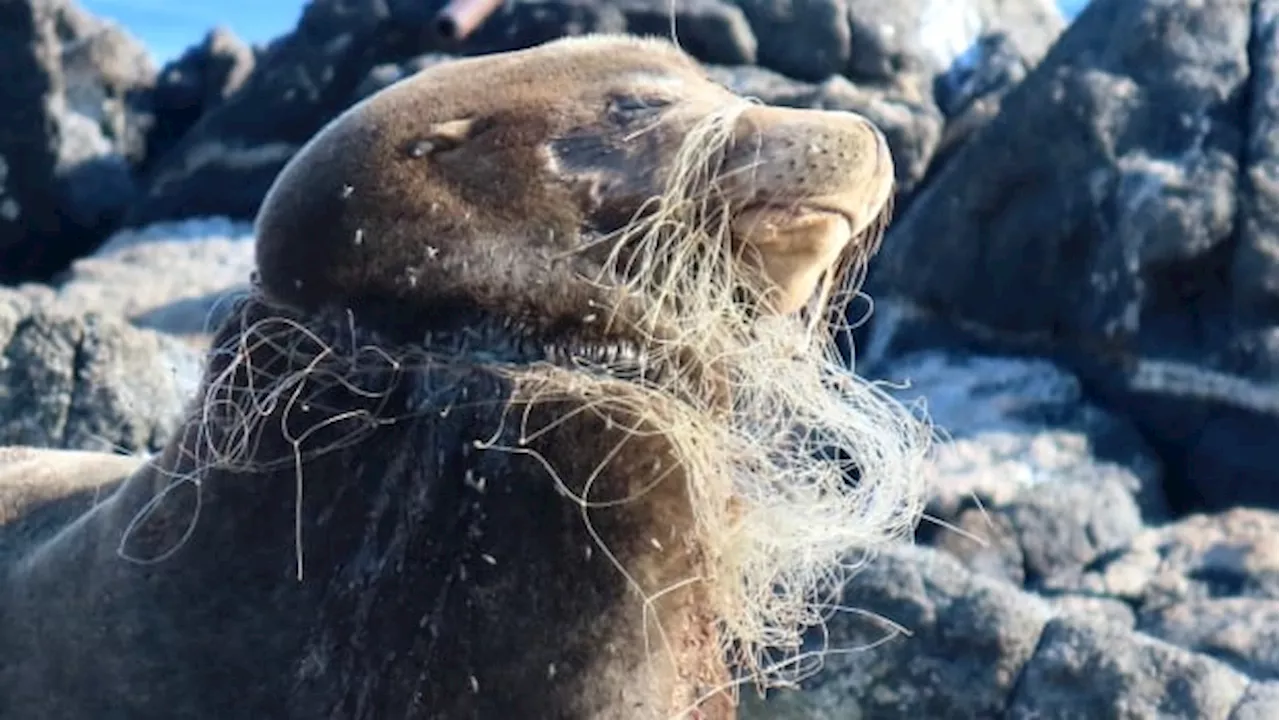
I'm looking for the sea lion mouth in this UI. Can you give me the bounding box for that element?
[732,196,888,250]
[728,200,887,315]
[732,202,855,245]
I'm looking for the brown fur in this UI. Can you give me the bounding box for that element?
[255,34,892,334]
[0,35,904,719]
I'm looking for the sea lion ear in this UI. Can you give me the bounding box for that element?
[404,118,480,157]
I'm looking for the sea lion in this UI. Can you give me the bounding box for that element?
[0,35,927,719]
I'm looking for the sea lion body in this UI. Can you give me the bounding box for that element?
[0,34,911,719]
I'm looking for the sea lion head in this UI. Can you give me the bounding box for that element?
[254,34,895,338]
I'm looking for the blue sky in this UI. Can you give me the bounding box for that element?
[81,0,309,64]
[83,0,1094,68]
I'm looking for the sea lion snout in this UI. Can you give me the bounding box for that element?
[725,106,893,227]
[721,106,895,313]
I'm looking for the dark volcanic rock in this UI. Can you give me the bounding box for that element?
[938,474,1146,589]
[844,0,1064,92]
[448,0,760,67]
[452,0,628,56]
[740,545,1054,719]
[740,544,1262,719]
[887,353,1157,589]
[736,0,851,82]
[0,0,155,284]
[125,0,444,228]
[145,27,256,174]
[742,535,1280,712]
[0,290,201,453]
[1066,508,1279,679]
[458,0,759,67]
[1232,0,1279,313]
[929,32,1033,173]
[874,350,1166,523]
[866,0,1279,512]
[617,0,757,67]
[1007,616,1252,719]
[934,33,1031,120]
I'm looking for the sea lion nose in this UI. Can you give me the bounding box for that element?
[727,106,894,197]
[834,112,896,183]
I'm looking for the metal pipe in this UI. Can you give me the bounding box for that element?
[432,0,505,42]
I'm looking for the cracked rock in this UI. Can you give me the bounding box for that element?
[125,0,444,227]
[742,543,1267,719]
[1138,597,1279,680]
[1070,509,1279,606]
[145,26,256,174]
[1231,682,1280,720]
[0,0,155,283]
[1007,616,1252,719]
[0,290,201,453]
[31,216,256,344]
[740,545,1052,719]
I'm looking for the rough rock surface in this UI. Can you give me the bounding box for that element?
[123,0,439,228]
[1232,682,1280,720]
[867,0,1280,512]
[874,351,1166,521]
[459,0,761,66]
[0,0,156,283]
[740,544,1273,719]
[0,290,201,454]
[1006,615,1253,719]
[144,27,256,175]
[20,217,256,343]
[843,0,1064,90]
[742,546,1053,719]
[616,0,758,66]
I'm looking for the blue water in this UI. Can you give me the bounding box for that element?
[81,0,1093,66]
